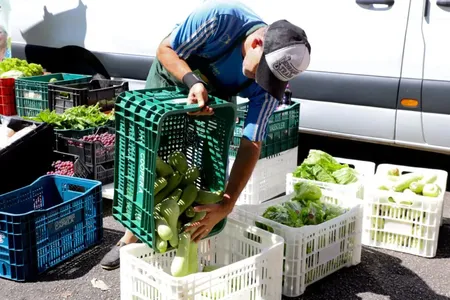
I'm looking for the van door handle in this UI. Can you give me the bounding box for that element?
[356,0,394,5]
[437,0,450,7]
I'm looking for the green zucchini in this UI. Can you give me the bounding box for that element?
[170,232,191,277]
[156,235,168,253]
[156,198,180,248]
[168,151,189,174]
[154,177,167,195]
[156,156,174,177]
[195,190,224,205]
[392,173,423,192]
[169,188,183,202]
[154,172,183,205]
[154,211,173,241]
[178,184,198,215]
[188,241,199,274]
[181,166,200,186]
[185,206,195,218]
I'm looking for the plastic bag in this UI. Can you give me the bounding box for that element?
[0,116,14,149]
[6,124,36,145]
[0,116,36,150]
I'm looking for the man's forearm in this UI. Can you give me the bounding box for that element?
[223,138,261,211]
[156,37,193,82]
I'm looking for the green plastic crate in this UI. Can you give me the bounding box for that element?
[112,86,237,251]
[15,73,92,117]
[230,101,300,158]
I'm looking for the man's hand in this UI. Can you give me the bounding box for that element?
[186,199,232,243]
[187,83,214,116]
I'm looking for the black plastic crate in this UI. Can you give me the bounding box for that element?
[47,150,91,179]
[48,79,129,113]
[59,126,115,167]
[0,117,54,195]
[91,161,114,185]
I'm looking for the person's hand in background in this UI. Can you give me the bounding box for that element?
[187,83,214,116]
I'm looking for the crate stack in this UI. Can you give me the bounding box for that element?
[0,116,104,282]
[229,98,301,205]
[0,60,130,282]
[15,73,93,117]
[12,71,128,184]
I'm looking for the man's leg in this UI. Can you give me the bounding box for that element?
[100,58,180,270]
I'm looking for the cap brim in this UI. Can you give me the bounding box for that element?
[256,55,288,101]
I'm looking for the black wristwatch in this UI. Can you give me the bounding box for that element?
[182,72,207,89]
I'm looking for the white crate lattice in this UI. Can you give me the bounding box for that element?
[120,218,284,300]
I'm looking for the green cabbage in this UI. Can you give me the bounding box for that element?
[293,150,359,185]
[256,182,346,230]
[292,181,322,205]
[332,168,359,185]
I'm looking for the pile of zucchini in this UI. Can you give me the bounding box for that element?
[153,151,223,277]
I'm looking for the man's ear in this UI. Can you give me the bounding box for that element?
[251,37,263,49]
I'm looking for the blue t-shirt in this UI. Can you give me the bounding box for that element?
[169,0,279,142]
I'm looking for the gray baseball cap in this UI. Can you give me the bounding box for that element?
[256,20,311,100]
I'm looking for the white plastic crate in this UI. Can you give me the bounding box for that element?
[286,157,376,200]
[120,218,284,300]
[229,147,298,205]
[231,191,363,297]
[362,163,448,257]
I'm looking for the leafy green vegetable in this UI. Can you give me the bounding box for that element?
[323,203,346,222]
[293,150,359,185]
[256,182,347,231]
[332,168,359,185]
[261,203,303,228]
[26,103,114,130]
[292,181,322,204]
[0,58,44,77]
[300,201,324,225]
[302,150,346,172]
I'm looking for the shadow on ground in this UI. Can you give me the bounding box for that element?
[435,224,450,259]
[295,246,450,300]
[37,227,122,281]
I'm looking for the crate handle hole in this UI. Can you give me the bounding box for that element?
[1,263,6,275]
[68,184,86,193]
[244,231,262,244]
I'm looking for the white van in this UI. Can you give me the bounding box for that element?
[9,0,450,155]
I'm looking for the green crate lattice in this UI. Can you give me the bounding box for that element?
[112,86,236,251]
[15,73,92,117]
[230,101,300,158]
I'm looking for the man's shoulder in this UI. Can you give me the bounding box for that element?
[197,0,263,21]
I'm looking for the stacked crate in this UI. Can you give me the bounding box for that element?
[229,98,301,205]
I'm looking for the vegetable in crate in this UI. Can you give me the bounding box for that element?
[293,150,359,185]
[26,103,114,130]
[80,132,115,146]
[155,197,180,248]
[256,182,347,231]
[291,181,322,204]
[376,170,442,198]
[0,58,44,77]
[168,151,189,174]
[170,232,191,277]
[47,160,75,176]
[145,152,227,277]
